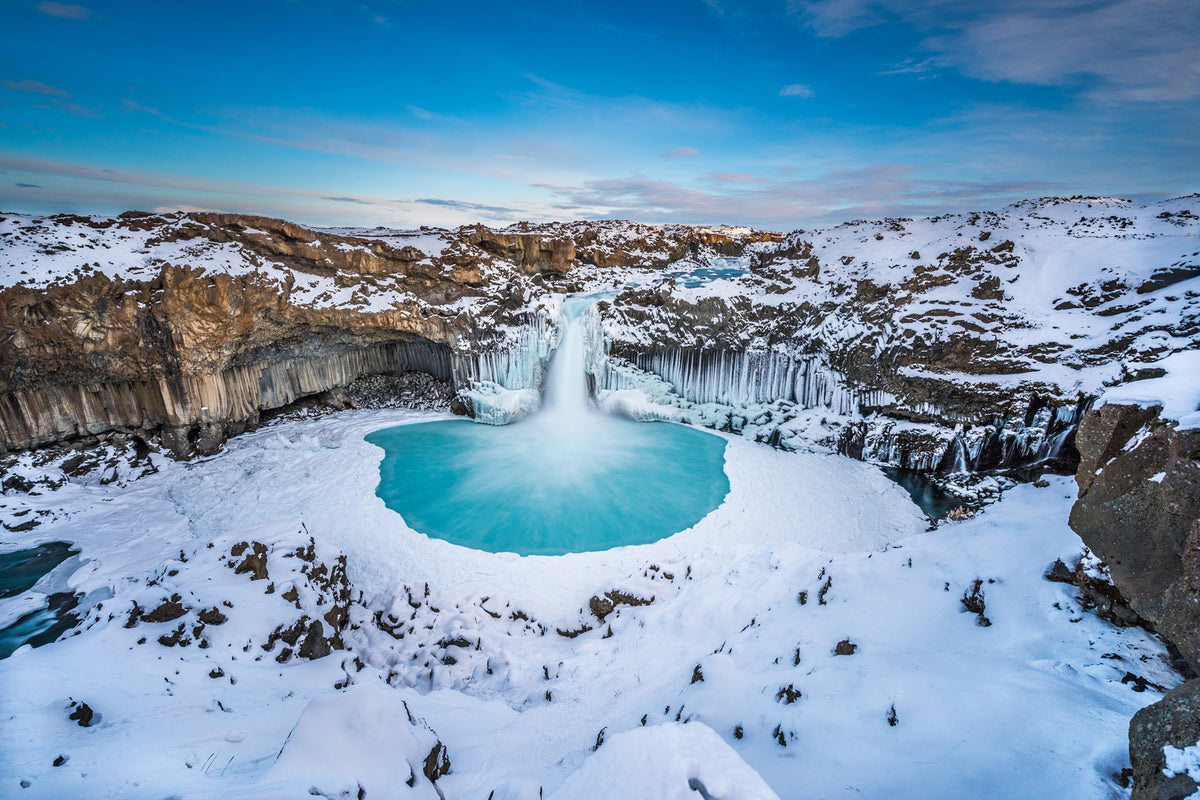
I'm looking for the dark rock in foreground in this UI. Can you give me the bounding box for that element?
[1070,404,1200,673]
[1129,679,1200,800]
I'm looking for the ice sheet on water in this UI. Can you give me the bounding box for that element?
[662,255,752,288]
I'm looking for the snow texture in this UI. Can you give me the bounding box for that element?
[1163,742,1200,786]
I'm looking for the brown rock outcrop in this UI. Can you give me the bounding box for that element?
[463,226,574,275]
[1,211,788,455]
[1069,403,1200,671]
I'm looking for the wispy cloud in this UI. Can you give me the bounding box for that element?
[405,104,446,122]
[709,172,771,184]
[3,79,99,118]
[121,98,165,117]
[665,146,700,159]
[52,100,98,118]
[536,165,1063,228]
[0,153,554,228]
[779,83,815,98]
[37,2,91,20]
[322,195,375,205]
[794,0,1200,102]
[879,57,942,76]
[3,79,68,98]
[415,198,523,216]
[795,0,886,37]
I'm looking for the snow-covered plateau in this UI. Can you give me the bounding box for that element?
[1,195,1198,798]
[0,410,1181,799]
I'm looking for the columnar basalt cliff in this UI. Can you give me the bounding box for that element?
[0,212,555,454]
[595,197,1198,474]
[2,197,1197,465]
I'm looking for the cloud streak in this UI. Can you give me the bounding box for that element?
[779,84,815,98]
[536,165,1062,228]
[795,0,1200,101]
[415,198,524,216]
[37,2,91,20]
[3,79,69,98]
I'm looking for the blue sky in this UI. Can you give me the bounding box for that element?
[1,0,1197,229]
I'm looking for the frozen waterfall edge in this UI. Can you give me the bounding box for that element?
[590,342,1089,477]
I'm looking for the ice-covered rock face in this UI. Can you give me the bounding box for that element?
[590,195,1199,473]
[599,197,1199,417]
[0,213,777,454]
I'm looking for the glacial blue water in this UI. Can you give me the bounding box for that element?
[367,416,729,556]
[0,541,81,659]
[882,467,962,521]
[368,294,730,556]
[663,257,750,288]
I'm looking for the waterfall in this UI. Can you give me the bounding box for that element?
[541,296,594,418]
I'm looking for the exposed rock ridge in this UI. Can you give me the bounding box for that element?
[1,339,453,454]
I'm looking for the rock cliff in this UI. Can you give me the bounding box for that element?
[1070,404,1200,668]
[0,211,544,454]
[3,198,1197,465]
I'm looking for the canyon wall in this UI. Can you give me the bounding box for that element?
[0,212,566,455]
[5,198,1195,469]
[1069,403,1200,800]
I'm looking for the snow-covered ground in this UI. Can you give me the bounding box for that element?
[0,410,1180,799]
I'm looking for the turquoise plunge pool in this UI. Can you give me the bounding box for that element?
[366,415,730,556]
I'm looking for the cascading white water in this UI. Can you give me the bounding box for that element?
[367,294,731,556]
[541,296,593,418]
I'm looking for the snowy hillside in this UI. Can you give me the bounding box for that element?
[0,411,1180,798]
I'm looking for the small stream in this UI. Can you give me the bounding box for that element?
[0,541,81,659]
[882,467,963,522]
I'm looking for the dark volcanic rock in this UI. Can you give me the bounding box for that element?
[1129,679,1200,800]
[423,741,451,783]
[463,227,574,275]
[344,372,455,411]
[1070,404,1200,671]
[67,700,94,727]
[298,619,331,660]
[0,213,539,456]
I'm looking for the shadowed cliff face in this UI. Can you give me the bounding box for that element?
[1071,404,1200,800]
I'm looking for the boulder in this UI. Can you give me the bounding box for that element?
[1129,679,1200,800]
[1069,404,1200,671]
